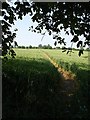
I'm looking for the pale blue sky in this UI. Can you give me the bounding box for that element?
[12,15,56,47]
[11,14,73,48]
[11,13,86,48]
[5,1,87,49]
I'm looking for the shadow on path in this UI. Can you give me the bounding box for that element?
[2,57,88,119]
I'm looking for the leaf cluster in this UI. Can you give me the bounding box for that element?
[2,2,90,57]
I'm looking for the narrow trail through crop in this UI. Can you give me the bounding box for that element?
[43,51,79,97]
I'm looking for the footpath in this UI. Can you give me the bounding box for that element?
[43,51,79,98]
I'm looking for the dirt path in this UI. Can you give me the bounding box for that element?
[43,51,79,97]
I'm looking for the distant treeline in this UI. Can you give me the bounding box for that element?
[15,44,53,49]
[13,44,90,51]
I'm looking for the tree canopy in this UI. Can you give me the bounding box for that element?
[2,2,90,57]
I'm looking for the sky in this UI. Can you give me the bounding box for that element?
[11,14,78,48]
[11,15,56,47]
[8,1,86,49]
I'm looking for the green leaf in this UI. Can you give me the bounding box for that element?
[78,50,83,56]
[49,31,51,35]
[77,41,82,48]
[54,41,57,46]
[71,35,79,42]
[67,50,69,54]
